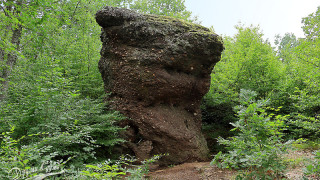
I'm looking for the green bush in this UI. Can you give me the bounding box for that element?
[201,100,236,153]
[304,150,320,179]
[0,127,69,179]
[0,126,163,180]
[81,154,165,179]
[0,58,126,166]
[1,94,125,166]
[211,89,288,179]
[282,87,320,140]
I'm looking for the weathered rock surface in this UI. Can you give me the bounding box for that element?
[96,6,223,165]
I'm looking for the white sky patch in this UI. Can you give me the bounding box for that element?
[185,0,320,45]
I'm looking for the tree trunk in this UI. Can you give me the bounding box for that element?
[0,0,23,101]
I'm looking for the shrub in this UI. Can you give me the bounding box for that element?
[1,91,125,166]
[304,150,320,179]
[211,89,288,179]
[81,154,165,179]
[283,87,320,140]
[0,126,162,180]
[0,127,69,179]
[0,62,126,166]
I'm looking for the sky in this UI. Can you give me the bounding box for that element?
[184,0,320,45]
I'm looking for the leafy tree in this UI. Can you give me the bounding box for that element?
[203,25,284,128]
[130,0,196,22]
[0,0,23,100]
[271,7,320,139]
[275,33,299,63]
[0,0,130,167]
[207,25,284,103]
[283,39,320,139]
[302,6,320,40]
[202,26,286,155]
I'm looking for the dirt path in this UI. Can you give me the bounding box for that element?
[147,162,235,180]
[146,150,314,180]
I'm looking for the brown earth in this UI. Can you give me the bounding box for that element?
[146,150,315,180]
[147,162,235,180]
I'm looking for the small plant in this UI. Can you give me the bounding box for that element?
[211,89,288,179]
[292,138,320,150]
[303,150,320,179]
[82,154,165,179]
[81,162,126,179]
[0,126,69,179]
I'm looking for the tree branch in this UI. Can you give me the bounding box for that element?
[71,0,81,21]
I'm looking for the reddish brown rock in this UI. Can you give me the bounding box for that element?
[96,6,223,165]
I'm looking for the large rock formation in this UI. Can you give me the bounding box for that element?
[96,6,224,165]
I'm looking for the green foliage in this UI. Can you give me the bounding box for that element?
[286,112,320,139]
[81,154,164,179]
[130,0,196,22]
[0,127,69,179]
[292,138,320,150]
[229,25,284,98]
[204,7,320,144]
[1,0,320,178]
[0,0,198,177]
[211,89,288,179]
[201,101,236,153]
[19,0,109,99]
[0,126,35,179]
[0,56,125,166]
[304,150,320,179]
[0,127,162,180]
[203,25,284,149]
[275,33,299,63]
[0,0,131,168]
[205,24,284,106]
[302,6,320,40]
[274,9,320,139]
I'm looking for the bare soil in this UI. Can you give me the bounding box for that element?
[146,150,315,180]
[147,162,235,180]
